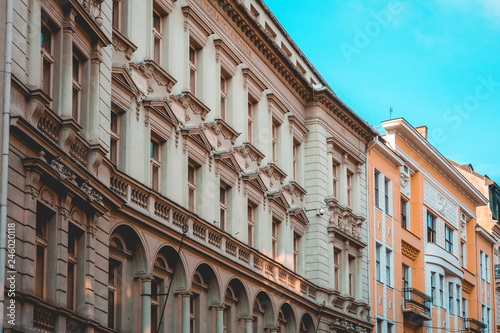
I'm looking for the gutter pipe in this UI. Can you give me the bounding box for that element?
[0,0,14,331]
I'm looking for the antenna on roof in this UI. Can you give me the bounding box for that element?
[389,107,393,119]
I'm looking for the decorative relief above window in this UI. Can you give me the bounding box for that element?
[182,6,214,47]
[209,118,239,152]
[214,39,242,77]
[325,198,365,246]
[242,68,266,101]
[171,91,210,127]
[267,93,288,124]
[287,114,308,144]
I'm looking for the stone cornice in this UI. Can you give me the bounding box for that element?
[242,67,266,101]
[182,5,214,46]
[326,136,365,165]
[173,91,211,122]
[131,60,177,94]
[235,142,265,166]
[209,0,311,101]
[209,118,240,146]
[214,38,242,76]
[260,163,287,186]
[370,139,404,168]
[112,28,137,60]
[316,91,374,143]
[68,0,111,46]
[283,181,307,201]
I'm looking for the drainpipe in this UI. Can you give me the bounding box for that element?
[0,0,14,331]
[364,135,378,325]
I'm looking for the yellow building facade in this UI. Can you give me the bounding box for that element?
[368,119,496,333]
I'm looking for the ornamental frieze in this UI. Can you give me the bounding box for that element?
[326,198,365,243]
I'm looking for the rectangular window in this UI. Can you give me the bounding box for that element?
[108,259,119,329]
[347,172,352,207]
[152,9,162,64]
[401,197,408,229]
[456,286,460,317]
[110,108,120,165]
[445,225,453,254]
[461,241,466,268]
[219,184,228,231]
[448,282,453,314]
[485,254,490,283]
[150,136,161,191]
[480,250,484,279]
[293,234,299,272]
[439,275,444,307]
[374,170,380,208]
[67,224,81,311]
[402,264,410,289]
[376,319,383,333]
[375,244,381,281]
[35,203,54,299]
[334,249,340,289]
[431,272,436,305]
[272,219,278,259]
[387,322,394,333]
[481,305,485,324]
[384,177,390,213]
[190,294,198,333]
[247,97,254,144]
[247,204,254,246]
[292,142,298,181]
[189,43,198,95]
[151,277,163,333]
[220,75,227,120]
[41,16,54,96]
[332,163,338,198]
[462,298,467,318]
[72,51,83,122]
[348,256,355,296]
[272,122,278,163]
[427,212,436,243]
[188,163,197,212]
[386,250,391,286]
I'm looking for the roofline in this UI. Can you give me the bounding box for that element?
[253,0,378,140]
[382,118,488,206]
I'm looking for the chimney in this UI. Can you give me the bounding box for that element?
[415,126,428,140]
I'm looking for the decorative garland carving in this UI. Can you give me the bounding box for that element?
[326,199,365,241]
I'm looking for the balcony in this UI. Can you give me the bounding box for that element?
[402,288,432,325]
[463,318,486,333]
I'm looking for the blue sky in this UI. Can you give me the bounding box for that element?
[264,0,500,183]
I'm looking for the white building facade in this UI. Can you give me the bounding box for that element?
[0,0,377,332]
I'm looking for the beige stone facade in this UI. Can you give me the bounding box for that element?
[0,0,378,332]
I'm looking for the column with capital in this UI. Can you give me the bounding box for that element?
[339,153,348,206]
[86,44,102,142]
[215,307,224,333]
[340,240,350,296]
[353,164,362,215]
[60,9,76,118]
[244,318,253,333]
[181,293,191,333]
[142,277,152,333]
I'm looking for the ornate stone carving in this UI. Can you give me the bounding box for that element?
[80,180,104,205]
[326,199,365,241]
[50,158,77,185]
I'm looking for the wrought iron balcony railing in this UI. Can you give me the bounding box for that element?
[463,318,487,333]
[402,288,432,320]
[495,264,500,279]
